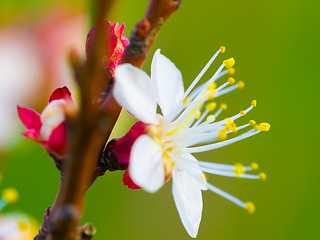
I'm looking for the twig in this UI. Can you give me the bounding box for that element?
[121,0,181,68]
[34,0,181,239]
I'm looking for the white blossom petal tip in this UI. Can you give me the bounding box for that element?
[151,49,184,116]
[113,64,159,124]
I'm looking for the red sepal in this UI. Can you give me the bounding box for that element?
[45,122,67,156]
[17,106,42,133]
[112,121,147,165]
[49,86,72,103]
[123,169,141,190]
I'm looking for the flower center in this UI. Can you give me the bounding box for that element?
[147,124,177,179]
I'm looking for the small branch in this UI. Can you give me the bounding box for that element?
[35,0,181,239]
[47,0,116,239]
[121,0,181,68]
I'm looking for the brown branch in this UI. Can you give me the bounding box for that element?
[34,0,181,239]
[121,0,181,68]
[43,0,115,239]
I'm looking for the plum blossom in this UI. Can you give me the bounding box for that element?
[113,48,270,237]
[0,213,39,240]
[18,87,74,158]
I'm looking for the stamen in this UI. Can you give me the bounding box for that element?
[215,81,231,92]
[201,167,264,180]
[205,102,217,111]
[226,123,249,134]
[220,103,228,110]
[223,58,235,69]
[207,183,247,209]
[193,109,209,127]
[227,68,235,75]
[249,120,256,126]
[246,201,255,214]
[184,48,222,98]
[228,77,235,85]
[2,188,18,203]
[214,84,238,97]
[195,110,201,120]
[198,161,256,172]
[250,162,259,170]
[186,129,261,153]
[254,123,271,132]
[237,81,245,89]
[218,130,227,141]
[259,172,267,180]
[0,188,18,211]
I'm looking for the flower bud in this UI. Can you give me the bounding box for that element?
[85,21,129,71]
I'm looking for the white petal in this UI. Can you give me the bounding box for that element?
[151,49,184,116]
[176,153,208,190]
[129,135,165,193]
[114,64,159,124]
[172,169,203,238]
[40,100,66,140]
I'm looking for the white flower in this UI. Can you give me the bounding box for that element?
[113,48,269,238]
[0,213,38,239]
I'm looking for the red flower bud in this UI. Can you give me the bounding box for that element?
[106,121,147,189]
[85,21,129,71]
[18,87,73,157]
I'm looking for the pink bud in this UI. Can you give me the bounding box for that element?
[18,86,73,158]
[85,21,129,71]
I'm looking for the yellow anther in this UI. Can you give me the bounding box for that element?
[205,102,217,111]
[227,68,236,75]
[237,81,245,89]
[226,119,234,124]
[195,110,201,119]
[251,100,257,107]
[254,125,261,131]
[208,82,217,90]
[250,162,259,170]
[205,89,216,97]
[183,97,189,105]
[245,201,255,214]
[228,77,235,85]
[2,188,18,203]
[259,172,267,181]
[208,95,215,100]
[233,163,245,175]
[220,103,228,110]
[259,123,271,132]
[240,110,246,116]
[163,152,175,178]
[231,124,238,133]
[224,120,236,132]
[206,115,215,123]
[223,57,235,68]
[249,120,256,126]
[18,221,29,231]
[218,130,227,141]
[220,46,226,53]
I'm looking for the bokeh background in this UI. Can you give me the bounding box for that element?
[0,0,319,239]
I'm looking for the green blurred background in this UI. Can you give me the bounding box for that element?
[1,0,319,239]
